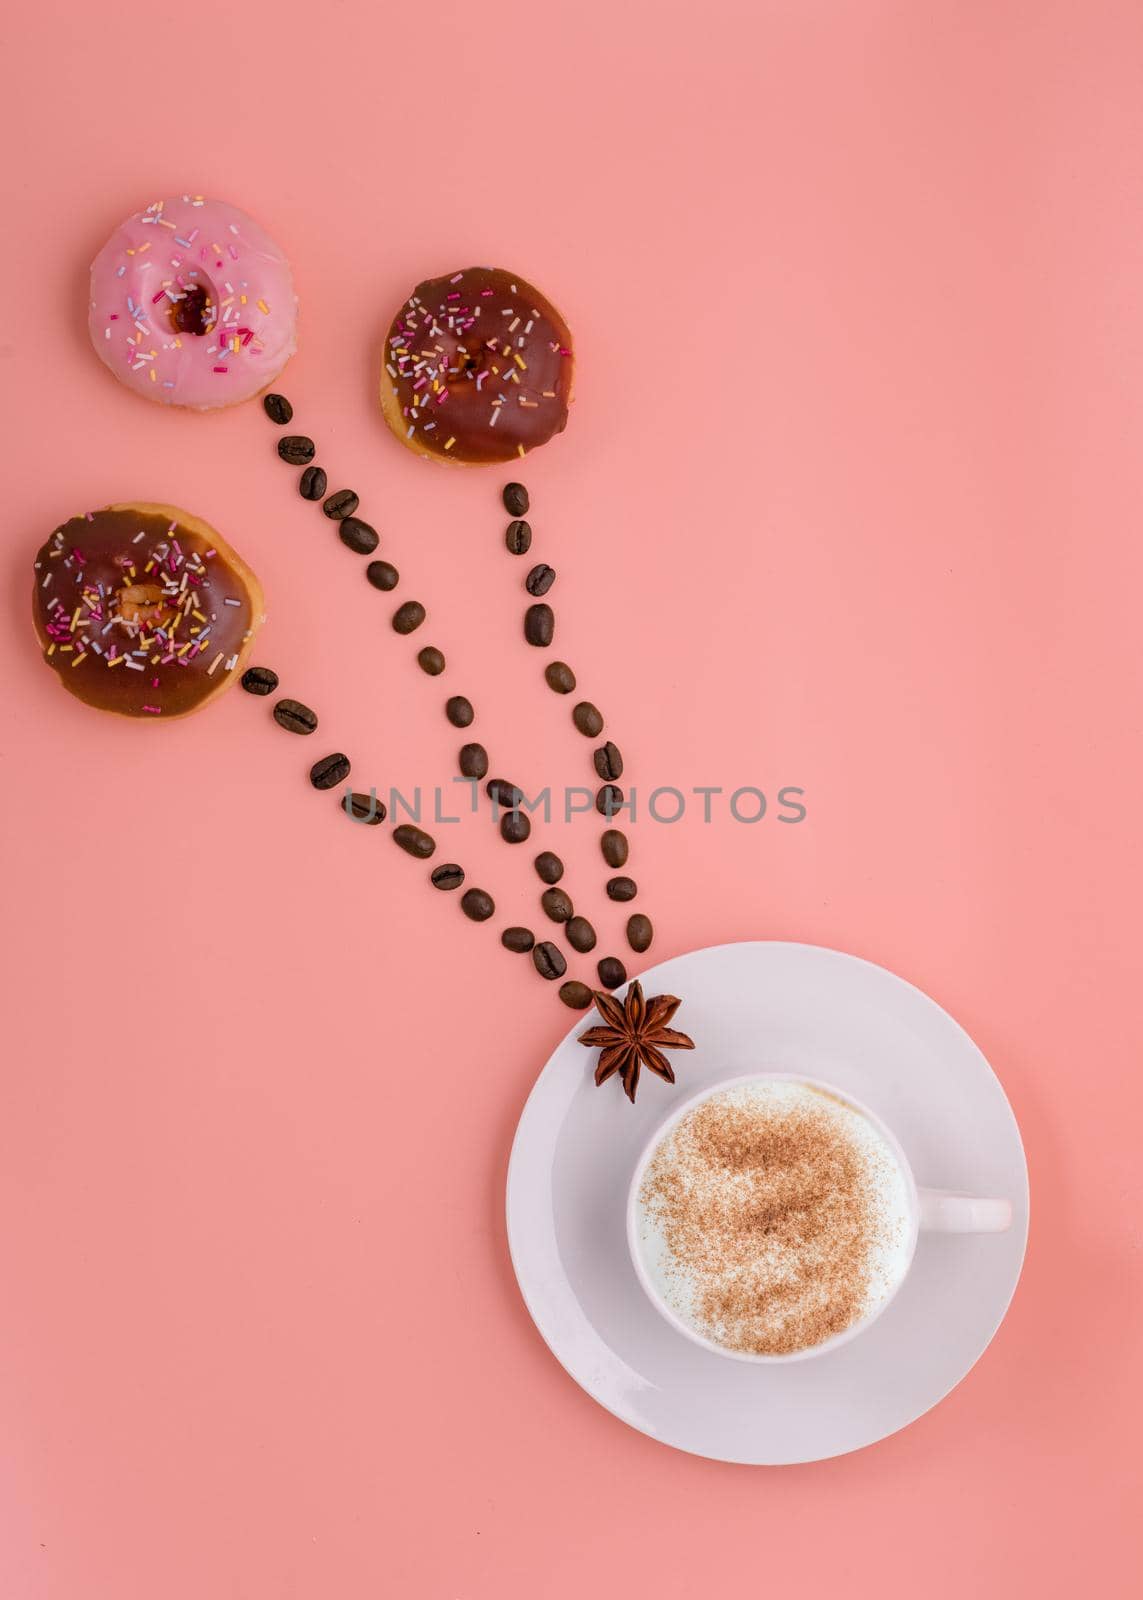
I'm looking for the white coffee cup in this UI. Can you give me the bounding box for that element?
[627,1072,1012,1363]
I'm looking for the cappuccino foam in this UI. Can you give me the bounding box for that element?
[635,1080,913,1356]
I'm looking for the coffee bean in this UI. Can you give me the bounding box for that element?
[446,695,474,728]
[392,601,426,634]
[559,981,593,1010]
[601,829,629,867]
[501,810,531,844]
[299,465,327,501]
[168,284,210,338]
[310,752,351,790]
[525,563,556,597]
[418,646,445,675]
[503,482,530,516]
[461,887,495,922]
[544,661,576,694]
[340,517,379,555]
[573,701,603,738]
[430,863,465,890]
[502,926,535,953]
[322,489,359,519]
[264,393,293,425]
[542,887,574,923]
[273,698,317,734]
[524,604,554,647]
[594,741,623,780]
[342,791,386,824]
[505,519,532,555]
[597,955,627,990]
[392,824,436,859]
[566,915,597,953]
[532,941,567,980]
[278,435,315,465]
[596,784,625,816]
[241,665,278,696]
[486,778,522,808]
[366,560,400,591]
[534,851,564,884]
[627,914,653,953]
[459,743,488,779]
[607,875,638,902]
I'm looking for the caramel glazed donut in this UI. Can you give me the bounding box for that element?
[32,504,264,718]
[380,266,574,464]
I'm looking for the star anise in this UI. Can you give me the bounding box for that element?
[577,981,695,1103]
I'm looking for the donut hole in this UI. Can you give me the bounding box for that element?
[117,583,169,627]
[168,281,216,338]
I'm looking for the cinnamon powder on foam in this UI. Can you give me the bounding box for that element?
[640,1091,905,1356]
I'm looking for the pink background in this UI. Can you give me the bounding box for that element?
[2,1,1141,1595]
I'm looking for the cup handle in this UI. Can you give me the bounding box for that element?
[917,1188,1013,1233]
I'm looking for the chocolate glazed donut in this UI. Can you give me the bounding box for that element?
[380,267,574,465]
[32,503,264,719]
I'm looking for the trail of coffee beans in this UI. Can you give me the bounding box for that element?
[245,393,656,1007]
[499,479,652,964]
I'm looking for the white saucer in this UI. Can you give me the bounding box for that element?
[506,942,1029,1465]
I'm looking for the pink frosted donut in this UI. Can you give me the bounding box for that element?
[88,196,298,409]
